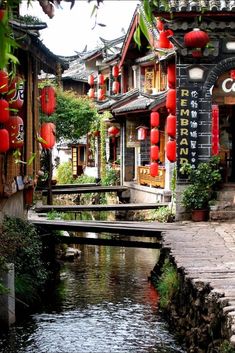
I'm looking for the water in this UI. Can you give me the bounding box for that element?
[0,239,185,353]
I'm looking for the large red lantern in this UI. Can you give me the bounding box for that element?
[0,129,9,153]
[88,74,94,86]
[167,63,176,89]
[166,139,176,162]
[40,122,56,149]
[88,88,95,99]
[98,88,105,101]
[0,70,8,94]
[108,125,120,137]
[40,86,56,116]
[0,99,9,123]
[166,89,176,114]
[150,128,159,145]
[150,162,159,177]
[184,28,209,48]
[7,75,24,110]
[112,65,119,78]
[98,74,105,86]
[150,111,159,127]
[5,115,24,149]
[112,81,120,94]
[151,145,159,161]
[166,114,176,138]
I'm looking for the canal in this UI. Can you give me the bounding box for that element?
[0,234,185,353]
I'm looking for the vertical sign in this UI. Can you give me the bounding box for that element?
[177,87,199,178]
[211,104,219,155]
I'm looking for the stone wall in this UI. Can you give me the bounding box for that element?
[152,251,232,353]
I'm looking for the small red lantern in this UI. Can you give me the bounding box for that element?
[0,70,8,94]
[98,88,105,101]
[150,162,159,177]
[150,112,159,127]
[5,115,24,149]
[0,9,6,22]
[112,81,120,94]
[151,145,159,161]
[88,88,95,99]
[158,30,174,49]
[156,18,164,31]
[40,86,56,116]
[167,63,176,89]
[7,76,24,110]
[166,139,176,162]
[0,128,9,153]
[0,99,9,123]
[40,122,56,149]
[137,126,148,140]
[112,65,119,78]
[88,74,94,86]
[108,125,120,137]
[150,128,159,145]
[184,28,209,48]
[166,114,176,138]
[166,89,176,114]
[98,74,105,86]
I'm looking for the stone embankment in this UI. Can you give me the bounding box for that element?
[153,221,235,353]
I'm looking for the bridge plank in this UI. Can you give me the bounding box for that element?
[41,186,128,196]
[34,203,169,213]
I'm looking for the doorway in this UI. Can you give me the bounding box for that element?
[219,105,235,182]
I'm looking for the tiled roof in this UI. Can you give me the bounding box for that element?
[153,0,235,12]
[97,89,139,112]
[112,91,167,115]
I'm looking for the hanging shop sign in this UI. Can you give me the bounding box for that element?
[177,87,200,178]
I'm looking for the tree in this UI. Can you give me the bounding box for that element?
[41,88,100,142]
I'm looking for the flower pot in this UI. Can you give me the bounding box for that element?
[191,209,209,222]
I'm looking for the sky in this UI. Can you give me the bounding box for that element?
[20,0,140,56]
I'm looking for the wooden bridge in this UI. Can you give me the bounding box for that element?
[30,218,181,249]
[41,185,129,196]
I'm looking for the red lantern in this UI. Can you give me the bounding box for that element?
[150,162,159,177]
[166,114,176,138]
[184,28,209,48]
[40,122,56,149]
[88,74,94,86]
[150,112,159,127]
[108,126,120,137]
[230,70,235,80]
[191,49,202,58]
[158,30,174,49]
[150,128,159,145]
[0,70,8,94]
[112,81,120,94]
[212,104,219,155]
[167,63,176,89]
[98,88,105,101]
[0,9,6,22]
[166,139,176,162]
[40,86,56,116]
[5,115,24,149]
[7,76,24,110]
[137,126,148,140]
[166,89,176,114]
[0,99,9,123]
[156,18,164,31]
[98,74,104,86]
[112,65,119,78]
[88,88,95,99]
[151,145,159,161]
[0,129,9,153]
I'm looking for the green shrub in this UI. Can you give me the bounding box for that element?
[156,259,179,309]
[1,216,48,306]
[101,168,119,186]
[56,161,74,184]
[151,206,175,222]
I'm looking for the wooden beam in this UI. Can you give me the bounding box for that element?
[41,185,128,196]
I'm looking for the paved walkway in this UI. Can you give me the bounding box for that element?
[162,221,235,346]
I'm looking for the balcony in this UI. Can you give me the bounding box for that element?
[137,165,165,188]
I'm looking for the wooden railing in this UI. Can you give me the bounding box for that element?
[137,165,165,188]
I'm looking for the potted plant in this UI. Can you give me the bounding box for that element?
[180,156,222,221]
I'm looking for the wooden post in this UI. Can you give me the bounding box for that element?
[47,149,53,205]
[0,264,15,328]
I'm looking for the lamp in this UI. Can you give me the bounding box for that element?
[188,66,205,82]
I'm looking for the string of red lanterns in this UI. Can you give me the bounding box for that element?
[112,65,120,95]
[150,111,160,177]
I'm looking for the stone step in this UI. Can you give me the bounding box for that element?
[210,210,235,221]
[216,190,235,202]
